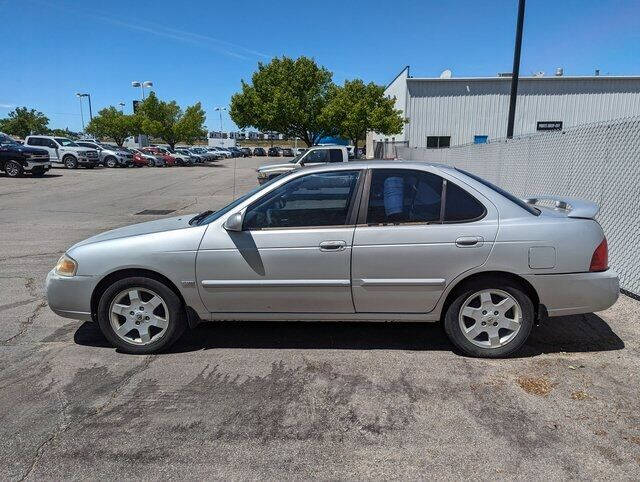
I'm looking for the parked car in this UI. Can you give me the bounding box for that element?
[133,148,164,167]
[76,141,133,168]
[203,147,225,160]
[174,149,198,165]
[240,147,252,157]
[46,162,619,356]
[267,146,281,157]
[24,135,99,169]
[164,148,193,166]
[253,147,267,156]
[281,147,294,157]
[227,147,243,158]
[141,147,175,166]
[0,132,51,177]
[181,148,206,163]
[256,145,349,184]
[208,147,231,159]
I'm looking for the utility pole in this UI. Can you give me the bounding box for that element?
[506,0,526,139]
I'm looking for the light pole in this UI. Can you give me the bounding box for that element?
[506,0,526,139]
[214,107,226,147]
[132,81,153,99]
[76,93,92,121]
[76,93,85,131]
[118,102,125,112]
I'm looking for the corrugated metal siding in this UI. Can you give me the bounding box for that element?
[405,78,640,147]
[373,67,409,142]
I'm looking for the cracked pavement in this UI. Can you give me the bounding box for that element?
[1,159,639,480]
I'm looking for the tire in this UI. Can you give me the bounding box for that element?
[105,157,117,168]
[63,155,78,169]
[97,276,187,354]
[443,277,534,358]
[5,160,23,178]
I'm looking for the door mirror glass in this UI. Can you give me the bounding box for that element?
[223,210,245,232]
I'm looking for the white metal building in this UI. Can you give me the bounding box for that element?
[373,66,640,149]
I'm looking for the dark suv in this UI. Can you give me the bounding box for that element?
[267,146,281,156]
[253,147,267,156]
[0,132,51,177]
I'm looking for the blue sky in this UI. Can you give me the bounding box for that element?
[1,0,638,132]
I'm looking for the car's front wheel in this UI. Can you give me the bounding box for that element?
[4,160,23,178]
[105,157,117,168]
[63,155,78,169]
[97,276,186,354]
[443,278,534,358]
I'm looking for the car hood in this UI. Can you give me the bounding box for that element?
[71,214,195,248]
[16,145,48,156]
[257,162,296,173]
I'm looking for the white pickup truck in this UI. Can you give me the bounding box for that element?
[256,145,349,184]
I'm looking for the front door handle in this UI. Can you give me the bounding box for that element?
[455,236,483,247]
[319,240,347,252]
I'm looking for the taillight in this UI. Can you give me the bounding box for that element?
[589,238,608,272]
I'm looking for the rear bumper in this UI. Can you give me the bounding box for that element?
[523,269,619,317]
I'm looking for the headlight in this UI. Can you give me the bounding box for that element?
[54,254,77,277]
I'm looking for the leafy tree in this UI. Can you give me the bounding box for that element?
[136,92,206,149]
[321,79,405,153]
[0,107,49,139]
[48,128,82,139]
[230,56,334,147]
[85,107,138,146]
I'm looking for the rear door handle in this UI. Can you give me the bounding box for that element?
[456,236,483,247]
[319,240,347,252]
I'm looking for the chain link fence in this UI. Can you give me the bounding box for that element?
[397,117,640,297]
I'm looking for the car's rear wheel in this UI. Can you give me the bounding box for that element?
[63,155,78,169]
[5,160,23,178]
[97,276,186,354]
[443,278,534,358]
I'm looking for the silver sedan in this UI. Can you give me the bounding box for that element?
[46,161,619,357]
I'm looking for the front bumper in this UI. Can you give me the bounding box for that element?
[523,269,619,317]
[24,161,51,171]
[45,269,96,321]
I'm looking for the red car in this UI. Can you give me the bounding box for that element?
[141,146,176,166]
[131,149,154,167]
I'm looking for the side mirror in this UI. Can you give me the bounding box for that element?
[223,210,245,232]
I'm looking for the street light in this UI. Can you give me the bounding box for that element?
[132,80,153,99]
[75,93,85,132]
[76,92,93,123]
[214,106,226,147]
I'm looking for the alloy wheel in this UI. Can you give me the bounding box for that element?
[5,161,21,177]
[458,289,522,349]
[109,287,169,345]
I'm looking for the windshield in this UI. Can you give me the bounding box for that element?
[289,153,305,164]
[195,176,283,226]
[55,137,79,147]
[0,133,17,145]
[456,168,540,216]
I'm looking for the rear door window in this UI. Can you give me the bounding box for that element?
[366,169,443,224]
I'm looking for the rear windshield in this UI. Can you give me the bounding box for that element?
[456,169,540,216]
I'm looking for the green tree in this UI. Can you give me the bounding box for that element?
[136,92,206,149]
[229,56,334,147]
[85,107,138,146]
[0,107,49,139]
[48,128,82,139]
[321,79,405,153]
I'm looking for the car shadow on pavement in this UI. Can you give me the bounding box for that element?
[73,311,624,356]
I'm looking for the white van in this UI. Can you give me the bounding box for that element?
[24,135,99,169]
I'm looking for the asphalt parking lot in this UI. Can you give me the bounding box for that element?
[1,159,639,480]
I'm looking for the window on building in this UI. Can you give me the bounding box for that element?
[426,136,451,149]
[473,135,488,144]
